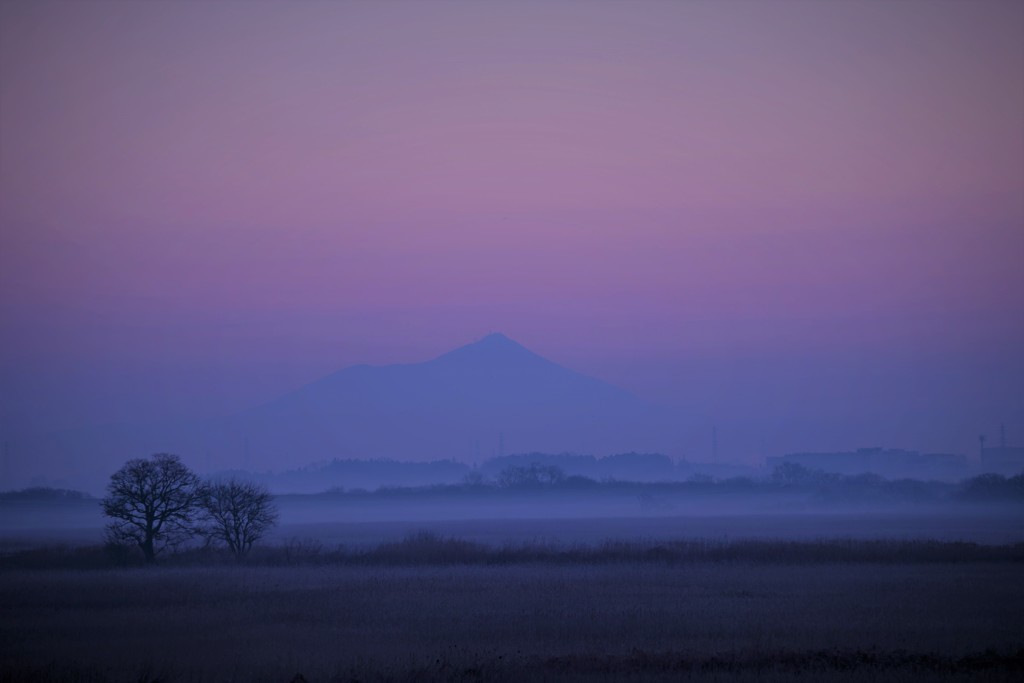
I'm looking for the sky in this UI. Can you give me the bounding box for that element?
[1,0,1022,472]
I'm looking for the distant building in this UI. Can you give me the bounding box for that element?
[766,447,969,481]
[678,460,760,481]
[981,446,1024,476]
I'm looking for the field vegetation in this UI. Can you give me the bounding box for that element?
[2,559,1022,682]
[2,531,1024,571]
[2,464,1022,681]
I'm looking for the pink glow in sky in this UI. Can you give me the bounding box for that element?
[1,0,1022,461]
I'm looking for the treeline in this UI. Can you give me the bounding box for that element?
[959,472,1024,501]
[233,458,470,493]
[225,452,753,493]
[3,465,1021,508]
[220,452,1023,494]
[769,463,1024,502]
[481,452,684,481]
[302,463,1024,505]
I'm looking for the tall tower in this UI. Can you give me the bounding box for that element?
[979,434,986,460]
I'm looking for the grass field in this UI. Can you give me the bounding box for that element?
[2,558,1022,682]
[3,506,1022,681]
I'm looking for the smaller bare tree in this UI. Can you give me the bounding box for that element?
[199,479,278,560]
[102,453,203,563]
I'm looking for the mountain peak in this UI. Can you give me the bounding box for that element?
[433,332,545,365]
[477,332,519,347]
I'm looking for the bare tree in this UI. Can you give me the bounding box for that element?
[101,453,203,563]
[199,479,278,560]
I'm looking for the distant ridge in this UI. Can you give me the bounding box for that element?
[27,334,684,487]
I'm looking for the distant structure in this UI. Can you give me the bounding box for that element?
[981,426,1024,476]
[767,447,968,481]
[712,426,718,461]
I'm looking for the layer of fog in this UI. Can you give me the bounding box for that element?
[2,492,1021,552]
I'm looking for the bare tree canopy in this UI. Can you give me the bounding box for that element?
[101,453,203,563]
[199,479,278,560]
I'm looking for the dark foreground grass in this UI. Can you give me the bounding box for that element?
[1,561,1022,682]
[6,649,1024,683]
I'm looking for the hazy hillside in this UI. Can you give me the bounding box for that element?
[24,334,684,489]
[225,333,676,461]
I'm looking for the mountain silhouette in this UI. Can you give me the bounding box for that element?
[227,333,676,465]
[29,334,683,484]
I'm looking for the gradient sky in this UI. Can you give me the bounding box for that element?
[1,0,1022,469]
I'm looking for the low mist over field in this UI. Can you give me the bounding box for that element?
[2,0,1022,681]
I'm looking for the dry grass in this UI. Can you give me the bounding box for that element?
[4,532,1024,570]
[2,561,1022,681]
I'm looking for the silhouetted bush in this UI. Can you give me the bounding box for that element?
[0,544,126,570]
[365,530,490,565]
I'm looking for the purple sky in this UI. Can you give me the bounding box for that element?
[1,0,1022,465]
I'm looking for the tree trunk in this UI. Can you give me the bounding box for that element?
[140,537,156,563]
